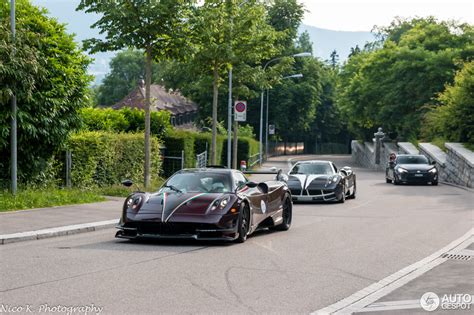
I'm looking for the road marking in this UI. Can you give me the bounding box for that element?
[312,228,474,314]
[357,299,420,312]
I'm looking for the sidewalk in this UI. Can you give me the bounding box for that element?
[0,197,123,244]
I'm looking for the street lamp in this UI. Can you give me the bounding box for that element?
[259,52,311,165]
[265,74,303,159]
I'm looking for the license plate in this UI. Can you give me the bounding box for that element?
[414,174,424,177]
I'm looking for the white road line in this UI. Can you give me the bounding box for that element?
[312,228,474,315]
[357,300,420,312]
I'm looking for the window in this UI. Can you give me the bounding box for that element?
[233,172,248,190]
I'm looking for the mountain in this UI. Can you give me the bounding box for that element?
[31,0,376,83]
[299,24,375,61]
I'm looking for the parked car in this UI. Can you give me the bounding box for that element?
[277,160,356,203]
[386,154,438,185]
[116,168,292,243]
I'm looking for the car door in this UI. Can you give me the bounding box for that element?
[233,171,265,227]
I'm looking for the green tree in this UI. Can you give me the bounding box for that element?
[77,0,193,188]
[0,0,91,187]
[337,17,473,140]
[266,0,304,51]
[95,49,173,106]
[190,0,280,164]
[423,61,474,144]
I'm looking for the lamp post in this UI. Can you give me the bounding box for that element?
[265,73,303,159]
[10,0,17,195]
[259,52,311,165]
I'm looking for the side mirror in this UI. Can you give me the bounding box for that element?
[122,179,133,187]
[257,182,269,194]
[276,169,289,182]
[431,160,436,165]
[246,181,258,188]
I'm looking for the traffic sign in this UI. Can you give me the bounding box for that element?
[269,124,275,135]
[234,101,247,122]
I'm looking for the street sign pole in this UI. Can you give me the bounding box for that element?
[11,0,17,195]
[227,68,232,168]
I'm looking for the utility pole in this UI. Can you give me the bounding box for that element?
[10,0,17,195]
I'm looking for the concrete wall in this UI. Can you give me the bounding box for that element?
[419,143,447,182]
[444,143,474,188]
[352,140,474,188]
[351,140,397,171]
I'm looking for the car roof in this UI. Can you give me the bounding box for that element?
[179,168,235,174]
[294,160,332,164]
[396,154,426,158]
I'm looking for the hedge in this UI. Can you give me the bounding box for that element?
[163,130,196,168]
[221,136,259,168]
[80,107,172,138]
[67,131,162,187]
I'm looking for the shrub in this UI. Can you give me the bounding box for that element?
[67,131,162,188]
[80,107,172,138]
[163,130,196,168]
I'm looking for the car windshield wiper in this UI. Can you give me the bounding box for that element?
[163,185,182,193]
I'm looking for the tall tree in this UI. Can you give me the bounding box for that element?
[0,0,91,187]
[337,17,473,140]
[329,50,339,69]
[191,0,280,164]
[77,0,193,188]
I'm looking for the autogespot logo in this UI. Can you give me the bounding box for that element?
[420,292,440,312]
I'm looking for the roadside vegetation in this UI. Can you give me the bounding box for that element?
[0,188,105,212]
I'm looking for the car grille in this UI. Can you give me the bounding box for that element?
[290,188,302,196]
[127,222,204,235]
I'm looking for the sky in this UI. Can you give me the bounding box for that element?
[300,0,474,31]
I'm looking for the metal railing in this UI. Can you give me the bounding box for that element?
[162,150,184,177]
[248,153,260,168]
[195,149,208,168]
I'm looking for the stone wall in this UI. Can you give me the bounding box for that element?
[351,140,397,171]
[419,143,447,182]
[444,143,474,188]
[351,140,474,188]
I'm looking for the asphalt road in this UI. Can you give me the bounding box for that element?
[0,155,472,314]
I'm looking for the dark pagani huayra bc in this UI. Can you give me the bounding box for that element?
[116,168,292,243]
[278,160,356,203]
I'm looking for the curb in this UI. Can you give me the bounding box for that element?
[440,181,474,192]
[0,219,118,245]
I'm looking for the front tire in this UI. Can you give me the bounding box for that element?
[236,203,250,243]
[338,185,346,203]
[432,181,438,186]
[347,180,356,199]
[272,194,292,231]
[386,177,392,183]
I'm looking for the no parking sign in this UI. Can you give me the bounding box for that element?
[234,101,247,122]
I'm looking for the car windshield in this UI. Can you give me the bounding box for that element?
[290,163,334,175]
[163,172,232,193]
[397,155,429,165]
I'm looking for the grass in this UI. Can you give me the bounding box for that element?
[0,188,106,212]
[0,178,165,212]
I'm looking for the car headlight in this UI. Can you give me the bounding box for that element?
[208,195,231,212]
[124,194,145,212]
[397,167,408,173]
[429,167,437,173]
[326,175,339,185]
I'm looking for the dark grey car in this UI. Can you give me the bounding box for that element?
[386,154,438,185]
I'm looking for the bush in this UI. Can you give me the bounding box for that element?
[422,61,473,144]
[67,131,162,188]
[221,136,259,168]
[163,130,196,168]
[80,107,172,138]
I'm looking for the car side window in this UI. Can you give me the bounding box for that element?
[233,172,247,190]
